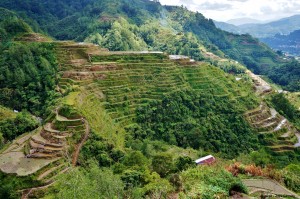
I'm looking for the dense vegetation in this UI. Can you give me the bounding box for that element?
[0,173,40,199]
[268,60,300,91]
[45,160,248,198]
[269,93,300,128]
[0,42,58,115]
[0,0,299,91]
[48,134,247,198]
[283,164,300,193]
[0,9,58,116]
[0,2,299,198]
[128,89,259,158]
[0,8,32,41]
[0,111,38,146]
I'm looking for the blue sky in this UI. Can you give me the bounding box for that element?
[159,0,300,22]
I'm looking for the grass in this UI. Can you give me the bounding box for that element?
[53,43,262,151]
[0,105,17,121]
[70,89,125,149]
[286,92,300,110]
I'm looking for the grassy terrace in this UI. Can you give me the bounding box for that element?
[52,43,261,150]
[57,46,259,131]
[245,103,298,154]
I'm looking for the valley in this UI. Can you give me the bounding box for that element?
[0,1,300,198]
[0,39,299,198]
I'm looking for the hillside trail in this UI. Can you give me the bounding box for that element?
[246,70,272,94]
[72,119,90,166]
[21,181,55,199]
[242,179,300,198]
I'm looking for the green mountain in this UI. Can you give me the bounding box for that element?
[0,2,300,198]
[0,8,32,40]
[1,0,299,91]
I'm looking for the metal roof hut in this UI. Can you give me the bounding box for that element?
[195,155,216,165]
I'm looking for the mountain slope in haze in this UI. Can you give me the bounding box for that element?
[216,15,300,38]
[262,29,300,56]
[214,20,241,34]
[226,17,262,26]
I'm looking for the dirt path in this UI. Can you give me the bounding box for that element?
[246,70,272,94]
[21,181,55,199]
[72,120,90,166]
[242,179,300,198]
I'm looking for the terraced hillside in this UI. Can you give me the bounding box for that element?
[244,72,299,154]
[245,103,298,153]
[1,41,298,197]
[55,42,258,133]
[0,106,89,197]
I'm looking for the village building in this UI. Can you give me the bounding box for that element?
[195,155,216,165]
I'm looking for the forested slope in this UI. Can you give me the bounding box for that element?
[0,4,300,198]
[0,0,299,91]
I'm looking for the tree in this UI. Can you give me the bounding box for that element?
[175,156,194,172]
[152,153,174,177]
[55,165,124,199]
[122,151,148,167]
[250,150,270,167]
[0,111,38,141]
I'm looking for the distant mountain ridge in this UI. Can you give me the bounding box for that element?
[262,29,300,56]
[215,15,300,38]
[226,17,263,26]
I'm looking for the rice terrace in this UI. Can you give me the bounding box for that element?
[0,0,300,198]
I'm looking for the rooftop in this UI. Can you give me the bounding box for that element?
[195,155,215,164]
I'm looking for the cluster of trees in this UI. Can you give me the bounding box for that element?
[268,61,300,91]
[124,89,259,158]
[269,93,300,127]
[0,111,38,149]
[70,133,194,198]
[50,132,246,198]
[283,164,300,193]
[0,10,59,116]
[0,172,41,199]
[85,18,205,60]
[0,8,32,42]
[0,42,58,115]
[216,61,246,74]
[0,0,161,40]
[46,159,247,198]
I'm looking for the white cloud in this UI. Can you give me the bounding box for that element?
[159,0,300,22]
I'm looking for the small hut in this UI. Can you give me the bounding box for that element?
[195,155,216,165]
